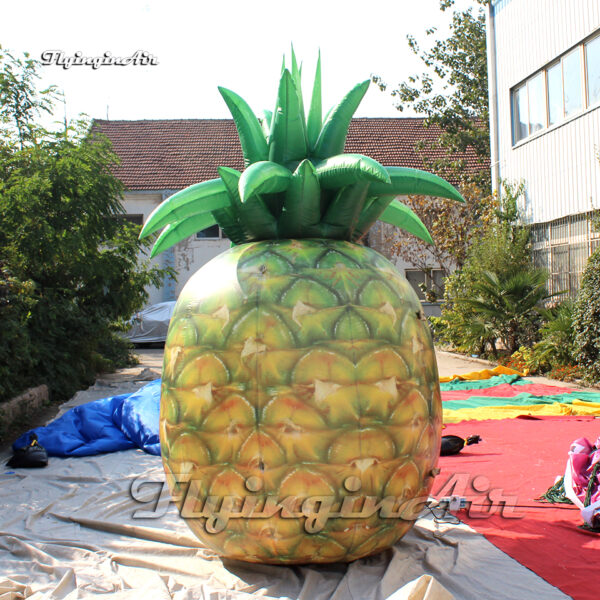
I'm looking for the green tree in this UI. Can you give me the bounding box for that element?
[0,50,171,403]
[438,183,551,356]
[0,46,60,148]
[390,180,496,299]
[372,0,491,290]
[372,0,490,182]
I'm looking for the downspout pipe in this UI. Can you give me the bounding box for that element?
[486,2,501,196]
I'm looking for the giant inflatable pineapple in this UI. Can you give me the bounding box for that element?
[140,51,464,564]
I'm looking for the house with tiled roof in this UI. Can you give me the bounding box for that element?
[94,117,485,307]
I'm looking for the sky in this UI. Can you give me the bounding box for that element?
[2,0,481,126]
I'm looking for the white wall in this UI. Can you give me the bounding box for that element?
[492,0,600,223]
[123,191,231,308]
[122,191,165,307]
[172,237,231,298]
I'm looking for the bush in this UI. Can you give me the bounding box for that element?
[573,248,600,382]
[0,262,36,400]
[0,50,172,403]
[547,364,582,382]
[531,300,576,371]
[439,182,550,356]
[499,346,541,375]
[0,133,170,403]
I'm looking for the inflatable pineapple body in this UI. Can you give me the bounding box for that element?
[141,51,464,563]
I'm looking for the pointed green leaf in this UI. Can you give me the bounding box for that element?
[290,45,306,128]
[322,105,334,126]
[369,166,465,203]
[278,159,321,238]
[315,153,391,189]
[379,199,434,244]
[218,87,268,167]
[312,80,370,159]
[239,161,292,202]
[240,196,278,240]
[216,167,254,243]
[217,166,277,240]
[217,166,242,204]
[351,197,393,242]
[261,109,273,140]
[321,182,370,239]
[268,70,308,165]
[291,45,300,84]
[139,179,229,239]
[212,207,247,245]
[307,50,322,152]
[150,213,217,257]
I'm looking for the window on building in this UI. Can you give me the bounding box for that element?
[530,212,600,297]
[511,33,599,144]
[405,269,446,301]
[120,214,144,226]
[547,62,562,125]
[586,35,600,106]
[527,72,546,134]
[196,225,229,240]
[563,48,583,116]
[512,84,528,143]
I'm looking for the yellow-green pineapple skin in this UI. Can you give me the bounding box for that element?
[160,239,441,564]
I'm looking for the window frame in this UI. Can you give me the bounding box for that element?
[526,71,546,135]
[510,30,600,146]
[404,268,446,301]
[584,34,600,108]
[562,46,584,118]
[546,60,563,126]
[195,225,226,240]
[512,83,528,144]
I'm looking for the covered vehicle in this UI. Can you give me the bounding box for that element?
[125,301,175,344]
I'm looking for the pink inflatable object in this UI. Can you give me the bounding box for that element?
[564,436,600,528]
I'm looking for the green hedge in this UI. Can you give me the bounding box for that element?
[573,248,600,382]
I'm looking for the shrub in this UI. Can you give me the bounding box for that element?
[573,248,600,382]
[499,346,540,375]
[531,300,576,371]
[547,364,582,382]
[0,262,36,400]
[439,182,550,356]
[0,50,172,403]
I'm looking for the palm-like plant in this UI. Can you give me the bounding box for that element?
[459,268,551,354]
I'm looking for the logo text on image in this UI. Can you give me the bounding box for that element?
[40,50,159,70]
[130,474,430,534]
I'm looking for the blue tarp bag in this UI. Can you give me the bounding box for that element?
[12,379,162,457]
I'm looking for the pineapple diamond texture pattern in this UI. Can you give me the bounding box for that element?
[160,239,441,564]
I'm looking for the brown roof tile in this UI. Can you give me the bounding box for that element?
[93,118,487,191]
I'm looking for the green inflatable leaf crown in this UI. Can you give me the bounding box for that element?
[140,49,465,257]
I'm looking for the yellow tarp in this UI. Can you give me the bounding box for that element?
[439,364,522,383]
[443,399,600,423]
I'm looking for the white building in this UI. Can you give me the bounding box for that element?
[487,0,600,295]
[95,118,483,308]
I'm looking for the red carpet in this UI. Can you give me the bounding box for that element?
[433,416,600,600]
